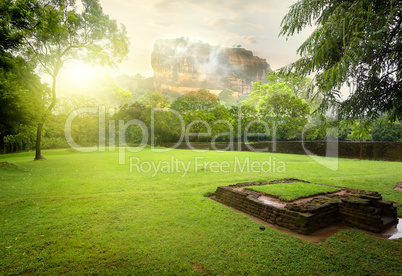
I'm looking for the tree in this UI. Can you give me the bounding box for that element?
[43,95,99,149]
[19,0,129,159]
[141,107,183,145]
[245,79,292,109]
[170,89,219,112]
[171,89,219,142]
[0,55,48,152]
[246,71,317,111]
[371,120,402,142]
[0,0,38,52]
[0,0,48,153]
[345,119,372,160]
[260,94,310,140]
[114,101,147,145]
[244,72,313,140]
[265,71,312,99]
[229,105,260,142]
[142,92,168,108]
[218,89,238,106]
[280,0,402,121]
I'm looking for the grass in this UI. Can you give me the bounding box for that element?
[0,148,401,275]
[246,182,341,201]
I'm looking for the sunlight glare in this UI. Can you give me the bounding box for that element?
[66,62,95,86]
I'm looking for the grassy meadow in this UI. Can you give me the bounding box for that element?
[1,148,401,275]
[246,182,341,201]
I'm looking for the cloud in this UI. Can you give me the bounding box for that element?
[204,13,250,31]
[205,18,228,28]
[153,0,267,13]
[243,35,257,45]
[151,20,174,27]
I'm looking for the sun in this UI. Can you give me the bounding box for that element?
[65,62,95,85]
[57,61,100,95]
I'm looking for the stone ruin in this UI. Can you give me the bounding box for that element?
[210,179,399,235]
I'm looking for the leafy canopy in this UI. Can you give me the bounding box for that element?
[245,71,315,110]
[0,0,48,151]
[170,89,219,112]
[23,0,130,76]
[280,0,402,120]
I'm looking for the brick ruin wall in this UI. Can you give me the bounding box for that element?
[165,141,402,162]
[213,185,398,235]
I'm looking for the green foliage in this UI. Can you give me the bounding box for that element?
[161,90,182,103]
[169,89,221,142]
[245,73,313,141]
[246,80,292,110]
[371,120,402,142]
[115,74,156,102]
[346,119,372,142]
[25,0,130,70]
[0,0,48,153]
[0,0,40,53]
[0,54,48,152]
[142,107,183,145]
[246,72,315,110]
[280,0,402,120]
[218,89,239,106]
[43,95,100,148]
[93,75,132,107]
[142,92,169,108]
[260,93,310,140]
[229,104,262,141]
[301,114,337,141]
[246,73,312,141]
[115,101,146,122]
[171,89,219,112]
[265,71,313,99]
[41,136,68,149]
[114,101,146,144]
[247,182,340,201]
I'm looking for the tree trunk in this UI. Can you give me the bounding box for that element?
[35,123,44,160]
[34,73,58,160]
[359,139,362,160]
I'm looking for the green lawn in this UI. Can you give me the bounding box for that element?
[1,148,401,275]
[246,182,341,201]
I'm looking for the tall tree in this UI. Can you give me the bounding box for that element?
[0,0,48,153]
[260,94,310,140]
[0,55,48,153]
[280,0,402,121]
[170,89,219,112]
[246,71,317,111]
[218,89,238,107]
[171,89,219,142]
[20,0,129,159]
[345,119,372,160]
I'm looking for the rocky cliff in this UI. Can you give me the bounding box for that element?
[151,38,271,95]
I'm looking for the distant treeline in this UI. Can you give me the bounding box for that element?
[2,72,401,154]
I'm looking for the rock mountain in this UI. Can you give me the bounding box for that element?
[151,38,271,95]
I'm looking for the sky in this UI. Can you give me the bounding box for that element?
[60,0,313,83]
